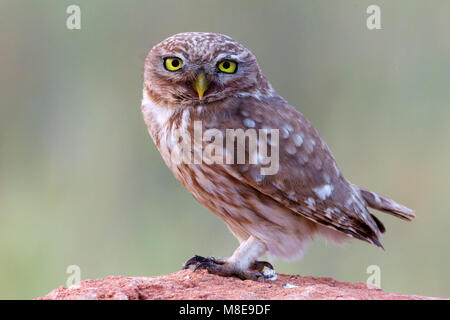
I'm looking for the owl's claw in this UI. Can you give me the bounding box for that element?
[182,255,273,281]
[251,260,274,272]
[182,255,224,270]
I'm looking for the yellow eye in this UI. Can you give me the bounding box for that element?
[164,57,183,71]
[218,60,237,73]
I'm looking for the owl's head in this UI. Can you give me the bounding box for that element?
[144,32,272,106]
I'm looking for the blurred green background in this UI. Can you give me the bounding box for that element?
[0,0,449,299]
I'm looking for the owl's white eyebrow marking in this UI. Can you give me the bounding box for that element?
[215,53,242,63]
[161,53,185,60]
[235,92,263,101]
[313,184,334,200]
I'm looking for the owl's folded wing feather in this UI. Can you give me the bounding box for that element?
[209,96,385,247]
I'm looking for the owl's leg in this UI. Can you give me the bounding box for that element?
[182,236,274,281]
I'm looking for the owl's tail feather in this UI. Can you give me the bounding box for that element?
[359,188,416,221]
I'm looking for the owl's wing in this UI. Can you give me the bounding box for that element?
[203,96,384,247]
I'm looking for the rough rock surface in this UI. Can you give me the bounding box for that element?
[39,270,441,300]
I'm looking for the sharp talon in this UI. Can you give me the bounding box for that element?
[182,255,225,270]
[182,255,207,270]
[251,260,274,272]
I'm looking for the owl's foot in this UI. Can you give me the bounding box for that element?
[182,255,274,281]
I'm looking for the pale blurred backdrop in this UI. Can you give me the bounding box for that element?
[0,0,449,299]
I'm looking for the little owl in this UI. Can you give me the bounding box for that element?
[141,32,415,280]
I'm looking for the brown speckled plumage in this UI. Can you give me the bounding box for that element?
[141,32,415,279]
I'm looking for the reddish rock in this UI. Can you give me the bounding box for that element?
[38,270,442,300]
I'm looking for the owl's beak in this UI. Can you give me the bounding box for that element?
[192,72,209,100]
